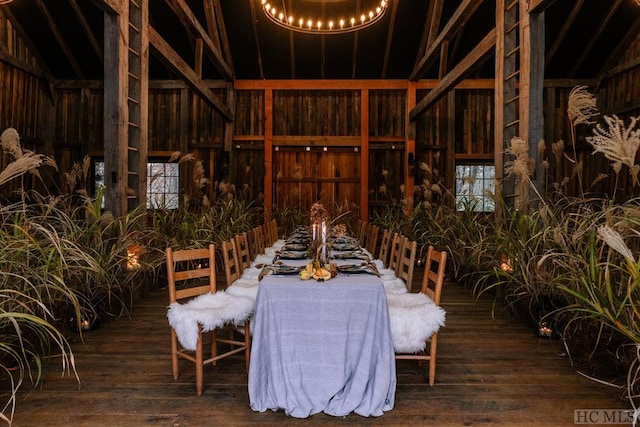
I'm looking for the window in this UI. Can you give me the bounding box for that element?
[95,161,180,210]
[455,164,495,212]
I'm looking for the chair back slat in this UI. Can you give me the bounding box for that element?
[221,239,241,287]
[166,245,216,304]
[387,233,405,274]
[397,239,417,289]
[254,226,266,255]
[422,246,447,305]
[358,222,368,247]
[234,233,252,273]
[378,229,392,267]
[365,225,379,255]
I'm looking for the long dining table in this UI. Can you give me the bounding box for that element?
[248,240,396,418]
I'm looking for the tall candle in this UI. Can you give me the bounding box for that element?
[321,221,327,261]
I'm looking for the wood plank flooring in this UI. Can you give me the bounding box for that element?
[7,272,631,426]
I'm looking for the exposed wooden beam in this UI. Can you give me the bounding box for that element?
[351,28,360,79]
[599,57,640,84]
[520,1,545,192]
[203,0,222,53]
[569,0,623,78]
[248,0,265,80]
[102,8,128,218]
[165,0,233,80]
[272,136,362,147]
[69,0,103,66]
[234,79,496,90]
[0,6,52,78]
[413,0,436,70]
[381,0,399,78]
[0,50,45,78]
[90,0,123,15]
[428,0,444,49]
[527,0,558,13]
[410,28,496,121]
[148,26,233,121]
[545,0,582,69]
[212,0,234,72]
[195,38,203,77]
[409,0,484,81]
[35,0,85,78]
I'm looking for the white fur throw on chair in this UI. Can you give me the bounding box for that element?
[167,291,254,351]
[226,279,259,304]
[386,292,446,354]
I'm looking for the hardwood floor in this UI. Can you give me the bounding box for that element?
[8,272,630,426]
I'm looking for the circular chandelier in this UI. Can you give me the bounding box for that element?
[260,0,388,35]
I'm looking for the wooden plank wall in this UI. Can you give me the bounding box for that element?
[0,10,55,198]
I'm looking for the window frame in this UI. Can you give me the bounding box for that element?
[454,162,496,212]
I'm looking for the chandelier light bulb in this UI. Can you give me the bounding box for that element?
[261,0,389,35]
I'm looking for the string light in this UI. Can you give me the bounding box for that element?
[261,0,388,35]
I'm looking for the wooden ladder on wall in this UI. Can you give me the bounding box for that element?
[126,0,144,212]
[497,0,521,206]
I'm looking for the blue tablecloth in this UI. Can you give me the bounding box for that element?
[248,273,396,418]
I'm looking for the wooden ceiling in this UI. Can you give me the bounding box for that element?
[1,0,640,82]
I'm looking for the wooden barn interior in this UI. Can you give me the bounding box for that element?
[1,0,640,425]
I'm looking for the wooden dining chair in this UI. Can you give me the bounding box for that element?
[392,245,448,386]
[377,229,392,267]
[387,233,405,275]
[365,224,379,255]
[166,244,252,395]
[254,225,266,256]
[396,239,417,291]
[247,228,258,261]
[222,238,260,304]
[358,221,368,247]
[221,239,242,286]
[263,220,273,247]
[234,233,252,274]
[267,218,279,247]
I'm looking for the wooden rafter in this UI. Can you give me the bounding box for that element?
[211,0,234,72]
[409,0,484,81]
[69,0,103,66]
[413,0,434,70]
[381,0,398,78]
[165,0,233,80]
[569,0,623,78]
[0,6,52,78]
[35,0,85,78]
[148,26,233,120]
[203,0,222,53]
[410,28,496,120]
[248,0,265,80]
